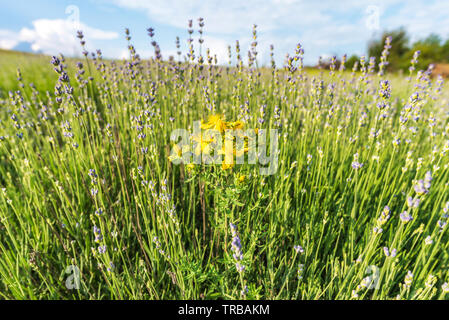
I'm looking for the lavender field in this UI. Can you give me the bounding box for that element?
[1,21,449,300]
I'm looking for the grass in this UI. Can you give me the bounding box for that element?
[0,29,449,300]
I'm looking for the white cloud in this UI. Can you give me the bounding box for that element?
[0,30,19,50]
[113,0,332,35]
[112,0,449,65]
[19,19,119,56]
[0,19,118,56]
[2,1,449,65]
[196,35,231,64]
[382,1,449,41]
[110,0,378,64]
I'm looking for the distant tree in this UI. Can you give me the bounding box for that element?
[318,56,342,70]
[328,27,449,74]
[403,34,444,71]
[368,28,410,72]
[441,39,449,62]
[346,54,360,70]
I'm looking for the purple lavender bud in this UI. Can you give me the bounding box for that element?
[377,102,389,110]
[59,72,69,83]
[414,180,429,195]
[98,245,107,254]
[424,171,432,189]
[76,30,84,39]
[236,262,245,272]
[294,245,304,254]
[107,262,115,272]
[379,80,391,99]
[351,161,363,170]
[438,220,447,229]
[54,65,63,74]
[400,211,413,223]
[391,248,397,257]
[50,56,60,66]
[407,196,421,208]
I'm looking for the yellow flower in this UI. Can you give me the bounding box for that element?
[201,114,229,133]
[194,114,252,171]
[222,161,234,170]
[191,133,214,156]
[168,144,182,162]
[227,120,244,130]
[186,163,195,173]
[237,174,246,183]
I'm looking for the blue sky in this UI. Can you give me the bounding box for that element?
[1,0,449,66]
